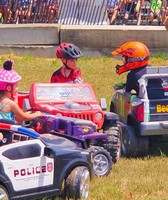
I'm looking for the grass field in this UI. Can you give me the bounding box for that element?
[0,52,168,200]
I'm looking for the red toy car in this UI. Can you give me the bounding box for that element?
[18,83,120,132]
[17,83,121,171]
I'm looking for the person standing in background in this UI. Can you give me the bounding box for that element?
[51,43,83,83]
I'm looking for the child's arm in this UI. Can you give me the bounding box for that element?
[10,100,41,123]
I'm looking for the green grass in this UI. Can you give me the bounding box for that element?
[1,53,168,200]
[90,156,168,200]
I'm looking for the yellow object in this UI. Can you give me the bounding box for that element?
[83,127,89,132]
[134,1,140,12]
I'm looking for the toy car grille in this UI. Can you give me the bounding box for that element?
[66,113,93,121]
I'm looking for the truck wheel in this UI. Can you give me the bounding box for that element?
[121,126,149,157]
[64,166,90,200]
[121,126,139,157]
[138,136,149,156]
[89,146,112,177]
[104,125,121,164]
[0,185,9,200]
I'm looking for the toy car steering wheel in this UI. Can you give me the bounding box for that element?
[23,117,40,128]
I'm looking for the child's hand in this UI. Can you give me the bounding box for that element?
[35,111,42,117]
[25,111,42,116]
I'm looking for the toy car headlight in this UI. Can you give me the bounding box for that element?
[95,112,103,121]
[55,113,63,117]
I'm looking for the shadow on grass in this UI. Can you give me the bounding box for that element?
[148,142,168,157]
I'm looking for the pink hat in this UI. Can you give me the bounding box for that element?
[0,60,21,90]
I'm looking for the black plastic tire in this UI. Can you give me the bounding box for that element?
[121,126,149,157]
[103,125,121,163]
[0,185,9,200]
[63,166,90,200]
[89,146,112,177]
[138,136,149,156]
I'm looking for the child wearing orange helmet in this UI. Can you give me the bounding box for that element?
[112,41,150,95]
[50,43,83,83]
[0,60,41,123]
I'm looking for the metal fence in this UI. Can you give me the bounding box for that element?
[57,0,166,25]
[57,0,107,25]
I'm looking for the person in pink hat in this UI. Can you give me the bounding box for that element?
[0,60,41,124]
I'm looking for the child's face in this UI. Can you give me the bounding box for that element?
[13,83,19,96]
[62,58,77,69]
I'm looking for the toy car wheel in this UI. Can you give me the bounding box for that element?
[121,126,149,157]
[63,166,90,200]
[121,126,139,157]
[89,146,112,177]
[0,185,10,200]
[104,125,121,164]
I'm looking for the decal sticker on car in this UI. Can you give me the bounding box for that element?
[156,104,168,112]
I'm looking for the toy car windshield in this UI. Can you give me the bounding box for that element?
[30,83,97,103]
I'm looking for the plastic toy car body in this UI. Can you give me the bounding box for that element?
[110,66,168,157]
[24,114,114,177]
[0,122,92,200]
[17,83,121,176]
[26,82,119,132]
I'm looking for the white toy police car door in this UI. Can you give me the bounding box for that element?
[0,139,54,191]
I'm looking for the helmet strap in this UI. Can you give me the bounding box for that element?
[63,61,71,70]
[5,85,15,100]
[6,85,12,92]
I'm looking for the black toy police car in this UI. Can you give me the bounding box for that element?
[0,123,92,200]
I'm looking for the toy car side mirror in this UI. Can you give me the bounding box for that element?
[44,147,55,158]
[100,98,107,111]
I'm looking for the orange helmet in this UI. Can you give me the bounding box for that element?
[111,41,150,75]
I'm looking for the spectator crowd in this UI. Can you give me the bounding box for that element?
[0,0,167,25]
[106,0,168,25]
[0,0,58,24]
